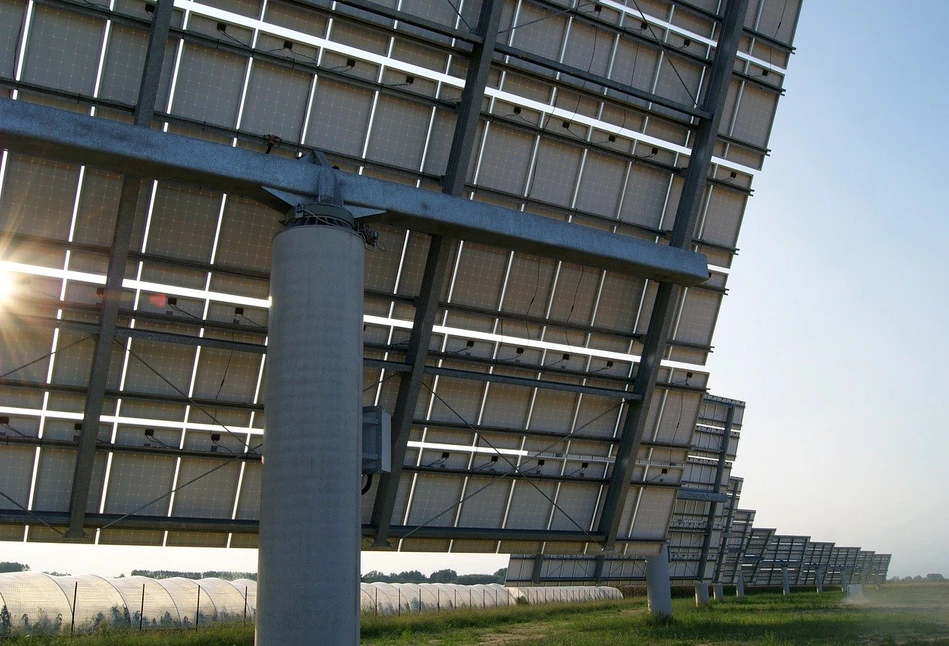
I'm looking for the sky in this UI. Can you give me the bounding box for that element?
[707,0,949,579]
[7,1,948,580]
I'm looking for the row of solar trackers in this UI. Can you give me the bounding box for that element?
[506,395,891,588]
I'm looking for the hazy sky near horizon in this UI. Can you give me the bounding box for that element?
[707,0,949,579]
[6,1,947,580]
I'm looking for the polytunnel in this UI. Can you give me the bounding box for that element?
[0,572,256,636]
[360,583,513,615]
[507,586,624,605]
[359,582,621,616]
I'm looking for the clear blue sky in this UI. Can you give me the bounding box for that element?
[708,0,949,579]
[9,0,947,580]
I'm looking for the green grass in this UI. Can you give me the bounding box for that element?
[3,583,948,645]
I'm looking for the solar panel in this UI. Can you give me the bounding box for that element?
[0,0,803,578]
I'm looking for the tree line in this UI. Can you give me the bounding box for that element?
[361,568,507,585]
[888,573,945,583]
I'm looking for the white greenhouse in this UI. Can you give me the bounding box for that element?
[359,582,623,616]
[0,572,256,635]
[0,572,621,635]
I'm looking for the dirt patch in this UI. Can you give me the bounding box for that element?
[479,624,548,645]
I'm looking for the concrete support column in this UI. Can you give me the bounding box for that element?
[782,566,790,595]
[257,205,365,645]
[840,570,850,592]
[694,582,710,607]
[645,545,673,618]
[713,584,725,601]
[816,569,825,593]
[736,571,745,598]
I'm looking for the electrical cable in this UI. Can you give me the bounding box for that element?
[0,334,94,380]
[499,1,598,35]
[627,0,698,106]
[442,0,472,32]
[117,339,260,456]
[99,441,263,531]
[411,381,608,544]
[0,489,65,538]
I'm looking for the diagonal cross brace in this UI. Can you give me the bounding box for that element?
[596,0,750,548]
[65,0,174,539]
[368,0,504,548]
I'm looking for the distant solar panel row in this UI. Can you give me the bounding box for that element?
[0,0,800,556]
[506,394,892,587]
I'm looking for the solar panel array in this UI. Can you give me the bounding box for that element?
[0,0,801,556]
[507,393,893,587]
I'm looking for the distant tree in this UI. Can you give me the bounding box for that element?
[393,570,426,583]
[129,569,256,581]
[0,604,11,636]
[428,569,457,583]
[43,571,71,577]
[913,575,924,582]
[361,570,390,583]
[925,573,946,581]
[0,562,29,573]
[456,574,497,585]
[493,568,508,582]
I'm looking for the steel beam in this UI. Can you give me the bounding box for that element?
[698,404,734,581]
[713,480,739,583]
[65,0,173,539]
[494,43,710,120]
[596,0,748,548]
[369,0,503,549]
[0,99,709,286]
[426,365,643,401]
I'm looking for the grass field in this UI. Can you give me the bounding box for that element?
[2,582,947,644]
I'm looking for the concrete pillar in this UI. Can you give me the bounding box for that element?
[816,569,824,594]
[257,205,365,645]
[782,566,790,595]
[694,582,710,607]
[847,584,865,599]
[736,571,745,598]
[713,584,725,601]
[645,545,673,618]
[840,569,850,592]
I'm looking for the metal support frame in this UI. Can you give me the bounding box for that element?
[697,404,735,580]
[713,478,739,583]
[65,0,174,539]
[593,554,606,584]
[369,0,503,548]
[0,98,708,286]
[595,0,749,548]
[531,554,545,584]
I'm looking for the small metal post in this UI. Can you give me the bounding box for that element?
[139,583,145,631]
[782,566,791,595]
[645,545,673,618]
[397,588,401,616]
[694,582,710,607]
[243,586,248,623]
[436,588,440,611]
[736,571,745,598]
[195,585,200,630]
[70,582,77,636]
